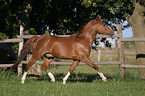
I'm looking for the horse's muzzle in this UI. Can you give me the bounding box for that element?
[108,31,114,37]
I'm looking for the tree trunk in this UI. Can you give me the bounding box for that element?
[129,1,145,79]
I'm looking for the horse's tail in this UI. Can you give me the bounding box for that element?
[11,36,38,70]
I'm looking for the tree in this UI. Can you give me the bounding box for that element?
[0,0,134,49]
[0,0,133,37]
[128,0,145,79]
[0,0,20,38]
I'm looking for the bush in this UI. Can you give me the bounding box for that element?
[0,32,9,39]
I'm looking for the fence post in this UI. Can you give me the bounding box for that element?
[117,24,125,77]
[18,25,24,75]
[98,50,101,62]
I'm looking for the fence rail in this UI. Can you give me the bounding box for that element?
[0,61,121,68]
[2,62,145,68]
[0,64,14,67]
[120,38,145,42]
[121,65,145,68]
[17,33,122,39]
[0,39,22,43]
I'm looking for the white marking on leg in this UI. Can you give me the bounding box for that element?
[98,72,107,82]
[62,72,70,84]
[21,72,28,84]
[48,72,55,83]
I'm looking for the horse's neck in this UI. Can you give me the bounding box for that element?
[76,28,97,45]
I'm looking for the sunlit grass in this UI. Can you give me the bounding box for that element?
[0,66,144,96]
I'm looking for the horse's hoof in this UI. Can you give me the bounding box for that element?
[102,79,107,82]
[62,81,66,84]
[62,82,66,85]
[51,80,55,83]
[21,81,25,84]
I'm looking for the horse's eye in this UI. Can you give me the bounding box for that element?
[103,25,106,26]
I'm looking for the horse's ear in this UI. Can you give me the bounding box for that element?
[96,16,101,21]
[99,16,101,20]
[96,16,99,20]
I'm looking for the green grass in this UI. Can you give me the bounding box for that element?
[0,66,145,96]
[0,79,144,96]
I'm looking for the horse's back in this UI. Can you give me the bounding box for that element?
[34,34,76,58]
[48,35,76,58]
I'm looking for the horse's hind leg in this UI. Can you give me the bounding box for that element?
[21,58,38,84]
[21,51,46,84]
[62,60,79,84]
[42,56,55,83]
[81,57,107,82]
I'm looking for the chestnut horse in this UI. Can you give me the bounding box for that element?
[11,16,114,84]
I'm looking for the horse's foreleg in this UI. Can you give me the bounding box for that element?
[81,57,107,82]
[42,57,55,83]
[62,60,79,84]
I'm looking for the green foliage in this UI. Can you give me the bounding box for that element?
[0,0,20,38]
[0,0,135,38]
[82,0,134,28]
[0,32,9,39]
[44,30,50,35]
[0,0,137,49]
[27,28,36,35]
[29,28,35,34]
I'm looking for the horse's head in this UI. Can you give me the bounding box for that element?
[92,16,114,37]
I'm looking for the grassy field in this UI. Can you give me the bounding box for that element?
[0,65,145,96]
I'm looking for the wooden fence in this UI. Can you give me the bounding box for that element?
[0,25,145,77]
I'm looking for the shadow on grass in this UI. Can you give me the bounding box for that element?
[27,71,143,83]
[27,73,115,83]
[1,67,142,83]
